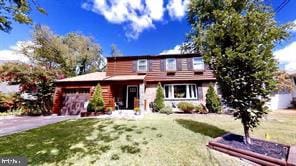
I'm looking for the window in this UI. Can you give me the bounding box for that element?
[166,58,176,71]
[164,84,197,99]
[193,57,204,70]
[137,59,147,72]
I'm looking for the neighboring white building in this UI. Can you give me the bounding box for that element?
[267,71,296,110]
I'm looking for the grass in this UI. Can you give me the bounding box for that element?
[0,110,295,165]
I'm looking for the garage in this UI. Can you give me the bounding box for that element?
[52,72,107,115]
[60,88,90,115]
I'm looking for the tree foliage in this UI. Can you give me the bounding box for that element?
[154,83,165,112]
[21,25,106,76]
[275,71,295,93]
[187,0,289,144]
[0,62,62,114]
[87,84,104,112]
[0,0,46,32]
[205,85,222,113]
[111,44,123,57]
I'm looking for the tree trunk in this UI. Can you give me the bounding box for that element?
[243,125,252,144]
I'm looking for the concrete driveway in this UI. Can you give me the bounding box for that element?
[0,115,77,137]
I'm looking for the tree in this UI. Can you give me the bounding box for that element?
[0,62,62,114]
[63,33,104,75]
[22,25,68,72]
[111,44,123,57]
[87,84,104,112]
[275,71,295,93]
[187,0,289,144]
[206,85,222,113]
[154,83,165,112]
[21,25,105,76]
[0,0,46,32]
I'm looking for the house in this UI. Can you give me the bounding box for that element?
[52,53,216,115]
[267,71,296,110]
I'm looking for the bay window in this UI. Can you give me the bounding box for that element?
[193,57,204,70]
[164,84,198,99]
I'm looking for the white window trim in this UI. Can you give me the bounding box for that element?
[137,59,148,72]
[164,83,198,100]
[193,57,205,70]
[166,58,176,71]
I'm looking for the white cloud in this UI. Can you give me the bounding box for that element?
[166,0,189,20]
[292,20,296,32]
[159,44,182,54]
[82,0,189,39]
[274,41,296,71]
[0,41,32,63]
[82,0,165,39]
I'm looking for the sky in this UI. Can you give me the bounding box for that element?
[0,0,296,71]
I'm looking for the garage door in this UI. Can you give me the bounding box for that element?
[60,88,90,115]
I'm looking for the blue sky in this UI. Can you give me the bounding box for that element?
[0,0,296,69]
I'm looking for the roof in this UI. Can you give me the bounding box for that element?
[55,72,145,82]
[55,72,106,82]
[105,75,146,81]
[0,82,19,93]
[107,53,202,60]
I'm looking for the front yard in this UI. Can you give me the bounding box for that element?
[0,110,295,165]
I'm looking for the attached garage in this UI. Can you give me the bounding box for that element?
[60,88,90,115]
[52,72,106,115]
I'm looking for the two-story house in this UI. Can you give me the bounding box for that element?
[52,53,216,115]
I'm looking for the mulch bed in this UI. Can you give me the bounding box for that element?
[217,133,289,160]
[208,133,296,166]
[80,112,106,117]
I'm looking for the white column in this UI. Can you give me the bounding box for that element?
[139,83,145,111]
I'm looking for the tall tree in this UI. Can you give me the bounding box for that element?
[111,44,123,57]
[0,0,46,32]
[21,25,105,76]
[187,0,289,144]
[63,33,104,75]
[22,25,68,72]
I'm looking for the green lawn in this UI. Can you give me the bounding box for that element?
[0,110,295,165]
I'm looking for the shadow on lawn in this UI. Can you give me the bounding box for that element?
[0,119,159,165]
[176,119,227,138]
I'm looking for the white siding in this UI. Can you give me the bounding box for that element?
[267,93,292,110]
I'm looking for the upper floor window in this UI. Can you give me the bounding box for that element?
[193,57,204,70]
[166,58,176,71]
[137,59,147,72]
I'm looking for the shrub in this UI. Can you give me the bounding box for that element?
[194,104,202,113]
[154,83,165,112]
[0,93,19,112]
[88,84,104,112]
[199,104,209,114]
[159,106,173,115]
[106,107,113,115]
[206,85,222,113]
[177,102,195,113]
[87,102,94,112]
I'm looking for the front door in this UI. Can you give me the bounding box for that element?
[126,86,138,109]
